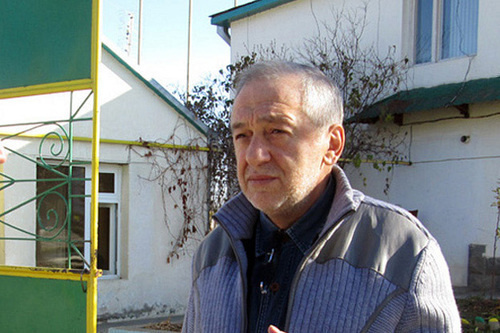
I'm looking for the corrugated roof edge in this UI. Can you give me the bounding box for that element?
[211,0,297,28]
[102,43,209,137]
[350,75,500,123]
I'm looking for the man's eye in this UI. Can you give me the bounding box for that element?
[271,129,285,134]
[234,133,247,140]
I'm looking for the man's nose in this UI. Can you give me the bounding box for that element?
[246,136,271,166]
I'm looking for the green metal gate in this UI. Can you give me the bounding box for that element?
[0,1,102,331]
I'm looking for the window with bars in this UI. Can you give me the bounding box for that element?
[36,164,121,276]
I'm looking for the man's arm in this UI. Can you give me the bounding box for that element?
[395,240,461,332]
[182,285,197,333]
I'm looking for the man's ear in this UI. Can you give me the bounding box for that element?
[323,124,345,166]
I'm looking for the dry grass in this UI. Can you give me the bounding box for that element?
[144,319,182,332]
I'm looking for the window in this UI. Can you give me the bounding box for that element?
[36,163,121,276]
[90,167,121,276]
[415,0,478,64]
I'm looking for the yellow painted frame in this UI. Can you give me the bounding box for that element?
[0,1,102,332]
[0,132,210,152]
[0,79,93,100]
[87,0,101,331]
[0,265,92,282]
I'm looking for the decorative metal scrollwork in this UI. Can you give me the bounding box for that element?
[39,124,70,169]
[36,191,69,240]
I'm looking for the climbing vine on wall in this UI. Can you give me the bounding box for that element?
[180,54,258,215]
[130,121,209,263]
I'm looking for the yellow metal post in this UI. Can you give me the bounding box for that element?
[87,0,102,332]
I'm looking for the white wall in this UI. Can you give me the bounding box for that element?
[0,47,207,319]
[229,0,500,89]
[97,155,204,320]
[230,0,403,67]
[98,51,207,319]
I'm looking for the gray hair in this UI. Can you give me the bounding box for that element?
[233,61,344,126]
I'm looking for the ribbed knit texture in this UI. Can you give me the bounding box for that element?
[288,259,398,332]
[215,194,258,240]
[190,256,243,332]
[392,241,461,332]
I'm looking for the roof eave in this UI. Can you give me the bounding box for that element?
[350,75,500,123]
[211,0,297,28]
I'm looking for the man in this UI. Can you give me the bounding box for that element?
[183,61,460,332]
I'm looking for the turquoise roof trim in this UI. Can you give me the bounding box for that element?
[211,0,297,28]
[102,44,208,136]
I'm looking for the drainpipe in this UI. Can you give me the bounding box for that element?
[186,0,193,101]
[217,26,231,46]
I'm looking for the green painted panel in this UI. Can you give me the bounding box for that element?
[0,274,86,332]
[0,0,92,90]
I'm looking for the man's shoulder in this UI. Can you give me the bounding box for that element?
[317,192,434,290]
[192,226,235,277]
[355,194,431,240]
[196,226,233,259]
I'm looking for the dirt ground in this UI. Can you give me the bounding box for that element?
[457,297,500,331]
[458,297,500,319]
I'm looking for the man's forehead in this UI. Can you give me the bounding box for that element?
[234,75,303,106]
[230,111,296,130]
[230,75,303,130]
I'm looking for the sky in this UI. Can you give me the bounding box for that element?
[102,0,253,93]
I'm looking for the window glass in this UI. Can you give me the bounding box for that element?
[98,206,110,271]
[441,0,478,59]
[415,0,478,63]
[416,0,433,63]
[36,165,85,269]
[97,203,117,274]
[99,172,115,193]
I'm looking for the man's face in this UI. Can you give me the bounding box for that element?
[231,75,340,228]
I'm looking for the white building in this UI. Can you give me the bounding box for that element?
[0,44,208,322]
[212,0,500,289]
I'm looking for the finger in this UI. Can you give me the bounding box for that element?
[268,325,285,333]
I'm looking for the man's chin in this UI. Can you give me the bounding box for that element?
[247,196,283,215]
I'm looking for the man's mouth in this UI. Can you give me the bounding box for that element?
[246,174,277,185]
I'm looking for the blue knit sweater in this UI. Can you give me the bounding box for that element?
[183,166,461,332]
